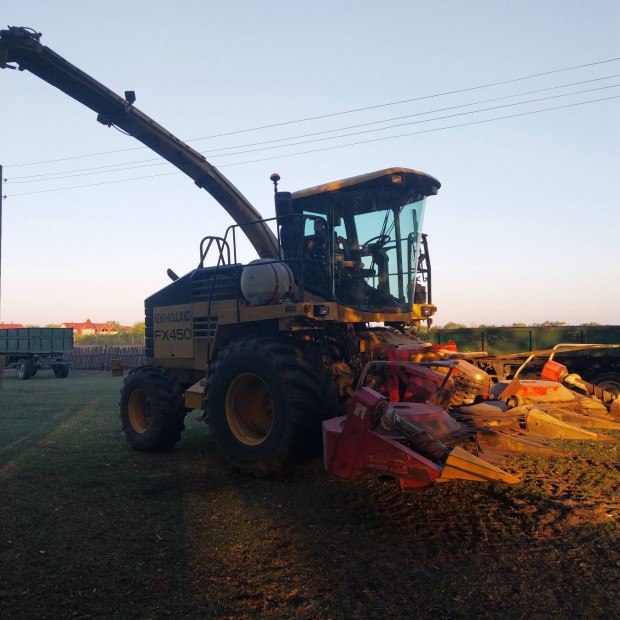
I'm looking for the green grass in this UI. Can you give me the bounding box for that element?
[1,372,619,619]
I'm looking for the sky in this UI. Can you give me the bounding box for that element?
[0,1,618,328]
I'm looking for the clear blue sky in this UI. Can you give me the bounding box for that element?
[1,1,619,327]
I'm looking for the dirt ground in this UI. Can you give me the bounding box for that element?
[1,373,619,619]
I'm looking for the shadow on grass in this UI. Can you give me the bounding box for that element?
[1,373,619,618]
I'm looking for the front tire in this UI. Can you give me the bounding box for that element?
[119,366,187,451]
[206,335,332,476]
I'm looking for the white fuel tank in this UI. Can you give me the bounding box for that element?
[241,259,295,306]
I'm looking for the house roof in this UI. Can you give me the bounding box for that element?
[61,319,123,334]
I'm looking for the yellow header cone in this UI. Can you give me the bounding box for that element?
[525,409,613,440]
[440,446,521,484]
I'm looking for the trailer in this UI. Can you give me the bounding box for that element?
[431,325,620,396]
[0,328,73,379]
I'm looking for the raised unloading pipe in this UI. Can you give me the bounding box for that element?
[0,27,279,259]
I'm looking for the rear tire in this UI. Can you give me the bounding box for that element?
[589,372,620,398]
[16,359,33,380]
[206,335,334,476]
[119,366,187,451]
[53,365,69,378]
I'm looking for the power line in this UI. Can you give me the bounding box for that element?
[181,84,620,160]
[186,75,620,153]
[187,58,620,141]
[216,95,620,165]
[7,94,618,197]
[8,77,620,183]
[5,57,620,168]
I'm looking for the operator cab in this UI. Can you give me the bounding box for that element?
[275,168,440,316]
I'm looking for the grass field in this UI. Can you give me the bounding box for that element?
[1,371,619,619]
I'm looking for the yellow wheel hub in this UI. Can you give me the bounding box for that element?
[225,373,274,446]
[128,389,151,433]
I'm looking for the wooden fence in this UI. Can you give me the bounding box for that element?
[67,345,145,371]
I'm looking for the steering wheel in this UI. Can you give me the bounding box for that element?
[361,234,391,252]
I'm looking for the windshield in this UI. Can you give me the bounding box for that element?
[280,193,428,311]
[333,196,427,311]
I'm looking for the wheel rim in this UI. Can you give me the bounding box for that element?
[127,389,151,433]
[225,373,274,446]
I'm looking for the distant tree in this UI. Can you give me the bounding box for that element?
[511,322,527,327]
[532,321,567,327]
[45,323,62,328]
[579,322,601,326]
[129,321,145,334]
[106,320,124,331]
[442,322,468,329]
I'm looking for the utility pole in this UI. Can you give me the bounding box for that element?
[0,164,3,321]
[0,166,4,388]
[0,165,3,321]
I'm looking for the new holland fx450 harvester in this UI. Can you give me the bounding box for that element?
[4,27,618,489]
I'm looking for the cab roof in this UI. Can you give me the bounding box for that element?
[291,167,441,201]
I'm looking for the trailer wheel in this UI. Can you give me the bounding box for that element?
[53,365,69,378]
[16,359,33,380]
[119,366,187,451]
[206,335,331,476]
[589,373,620,398]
